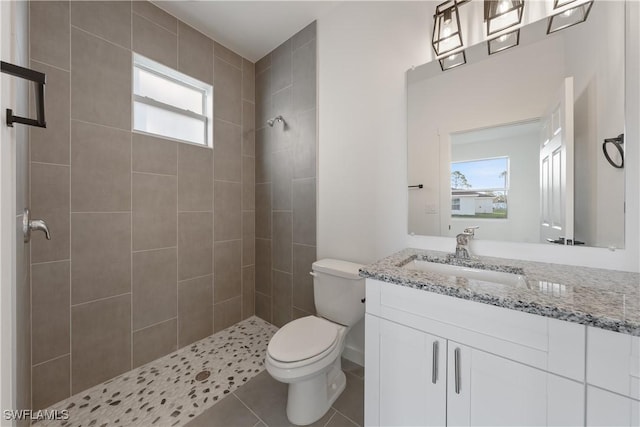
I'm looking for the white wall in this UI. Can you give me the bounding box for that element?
[318,1,639,273]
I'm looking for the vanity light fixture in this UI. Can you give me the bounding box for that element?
[487,29,520,55]
[547,0,593,34]
[432,0,465,56]
[439,50,467,71]
[484,0,524,36]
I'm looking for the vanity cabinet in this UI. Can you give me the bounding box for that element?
[365,278,586,426]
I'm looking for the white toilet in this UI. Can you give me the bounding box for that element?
[265,258,365,425]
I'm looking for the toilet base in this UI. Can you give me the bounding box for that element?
[286,357,346,425]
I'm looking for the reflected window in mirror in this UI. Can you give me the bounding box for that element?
[451,157,509,219]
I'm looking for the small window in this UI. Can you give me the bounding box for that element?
[133,53,212,147]
[451,198,461,211]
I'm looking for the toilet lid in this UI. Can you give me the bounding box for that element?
[268,316,339,363]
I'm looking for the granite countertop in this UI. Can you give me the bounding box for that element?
[359,248,640,336]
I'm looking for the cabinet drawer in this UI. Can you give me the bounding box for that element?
[587,386,640,426]
[587,327,640,399]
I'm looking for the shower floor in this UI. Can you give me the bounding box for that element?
[37,317,278,427]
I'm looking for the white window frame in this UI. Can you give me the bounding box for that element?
[132,53,213,147]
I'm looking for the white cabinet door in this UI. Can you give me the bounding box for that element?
[377,318,447,426]
[587,386,640,426]
[446,341,582,426]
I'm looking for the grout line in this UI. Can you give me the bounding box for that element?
[323,410,338,427]
[132,170,176,178]
[32,352,71,369]
[70,211,131,215]
[31,160,70,168]
[213,51,243,72]
[131,9,177,35]
[213,116,242,128]
[129,63,134,371]
[69,24,131,52]
[132,316,177,334]
[31,258,71,266]
[30,57,69,73]
[178,273,213,284]
[232,391,268,426]
[177,210,213,214]
[70,292,132,308]
[176,134,180,350]
[70,117,130,133]
[68,0,73,399]
[332,408,361,427]
[132,246,177,254]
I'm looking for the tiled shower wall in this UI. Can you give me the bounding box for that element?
[254,23,317,327]
[28,1,255,410]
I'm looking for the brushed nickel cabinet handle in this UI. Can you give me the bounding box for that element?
[432,341,439,384]
[454,347,461,394]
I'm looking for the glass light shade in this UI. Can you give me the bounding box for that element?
[547,1,593,34]
[487,29,520,55]
[485,0,524,36]
[439,50,466,71]
[553,0,577,8]
[432,1,463,56]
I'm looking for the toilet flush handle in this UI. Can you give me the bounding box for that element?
[309,271,317,277]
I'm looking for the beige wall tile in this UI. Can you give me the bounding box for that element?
[214,181,241,241]
[242,210,255,266]
[30,163,70,263]
[214,120,241,182]
[272,270,292,328]
[270,39,292,93]
[133,318,177,368]
[292,21,316,51]
[214,42,243,69]
[71,213,131,304]
[132,1,177,33]
[30,61,70,165]
[255,70,272,126]
[242,265,255,319]
[71,120,131,212]
[255,292,271,323]
[71,28,131,129]
[132,133,177,175]
[132,173,177,251]
[293,244,316,314]
[214,296,241,333]
[214,57,242,125]
[293,40,317,113]
[272,212,292,273]
[292,178,316,246]
[133,248,177,330]
[242,60,255,103]
[214,240,242,302]
[178,275,213,347]
[32,261,70,365]
[255,183,271,239]
[71,1,131,49]
[271,87,294,152]
[178,22,213,84]
[242,156,255,211]
[271,150,292,211]
[178,212,213,280]
[178,144,213,212]
[242,101,255,157]
[255,53,271,74]
[255,128,272,183]
[32,355,70,410]
[30,1,70,70]
[132,13,177,69]
[71,295,131,393]
[293,307,313,320]
[255,238,271,295]
[293,108,317,179]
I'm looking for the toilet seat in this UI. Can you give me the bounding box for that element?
[268,316,340,366]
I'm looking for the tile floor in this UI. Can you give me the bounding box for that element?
[36,316,364,427]
[187,359,364,427]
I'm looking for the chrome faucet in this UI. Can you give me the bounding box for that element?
[455,227,478,259]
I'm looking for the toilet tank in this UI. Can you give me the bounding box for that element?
[312,259,365,327]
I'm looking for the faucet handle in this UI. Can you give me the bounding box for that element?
[463,226,479,236]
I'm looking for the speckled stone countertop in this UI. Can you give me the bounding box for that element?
[360,248,640,336]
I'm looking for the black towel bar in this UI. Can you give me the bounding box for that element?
[408,184,424,189]
[1,61,47,128]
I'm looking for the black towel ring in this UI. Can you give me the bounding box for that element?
[602,134,624,169]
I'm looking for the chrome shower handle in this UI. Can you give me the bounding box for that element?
[23,208,51,243]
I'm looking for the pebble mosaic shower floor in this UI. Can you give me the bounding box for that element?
[37,317,278,427]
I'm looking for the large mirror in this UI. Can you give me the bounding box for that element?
[408,1,626,249]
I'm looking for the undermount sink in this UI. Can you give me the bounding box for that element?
[402,259,527,287]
